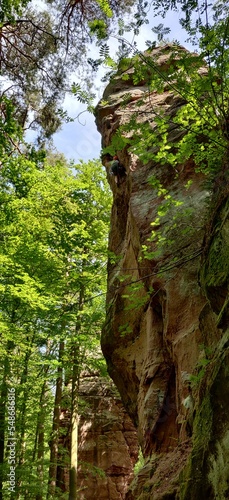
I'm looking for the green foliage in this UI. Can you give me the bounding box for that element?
[0,154,112,497]
[1,0,139,144]
[0,0,28,22]
[122,281,153,312]
[88,19,108,40]
[0,97,23,157]
[139,175,184,260]
[116,274,153,336]
[79,461,106,478]
[95,0,112,17]
[108,250,123,265]
[103,130,130,156]
[101,0,229,181]
[190,358,211,387]
[190,345,213,387]
[1,6,64,142]
[118,322,133,336]
[99,7,229,280]
[71,83,96,114]
[134,449,145,475]
[1,0,229,495]
[151,23,171,41]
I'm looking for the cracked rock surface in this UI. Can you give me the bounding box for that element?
[96,45,229,499]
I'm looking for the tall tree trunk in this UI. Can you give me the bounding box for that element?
[69,282,84,500]
[33,347,50,500]
[18,346,31,464]
[0,340,14,500]
[16,335,36,499]
[68,344,80,500]
[35,380,47,500]
[47,341,64,499]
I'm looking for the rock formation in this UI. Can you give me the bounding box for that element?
[95,45,229,499]
[77,375,139,500]
[57,374,138,499]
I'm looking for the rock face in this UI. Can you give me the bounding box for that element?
[77,375,139,500]
[95,45,229,499]
[57,374,138,499]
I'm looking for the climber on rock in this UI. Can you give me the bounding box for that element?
[110,155,126,186]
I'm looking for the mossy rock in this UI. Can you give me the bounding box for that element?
[200,198,229,326]
[201,220,229,289]
[180,343,229,500]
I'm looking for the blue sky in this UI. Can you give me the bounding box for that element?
[51,5,197,164]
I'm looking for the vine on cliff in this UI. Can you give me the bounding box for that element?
[100,1,229,269]
[100,0,229,178]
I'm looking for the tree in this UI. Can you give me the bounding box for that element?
[101,0,229,225]
[0,7,65,140]
[49,0,138,58]
[0,154,111,498]
[47,340,65,499]
[0,0,141,146]
[45,158,112,498]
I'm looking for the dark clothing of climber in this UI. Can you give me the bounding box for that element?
[110,156,126,185]
[110,159,120,176]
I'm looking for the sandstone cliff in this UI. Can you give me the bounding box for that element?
[77,375,138,499]
[95,45,229,499]
[57,374,138,499]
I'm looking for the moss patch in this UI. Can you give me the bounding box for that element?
[180,338,229,499]
[208,430,229,499]
[180,390,213,499]
[201,198,229,289]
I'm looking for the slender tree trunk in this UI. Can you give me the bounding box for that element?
[16,335,36,500]
[18,348,31,466]
[68,345,80,500]
[35,380,47,500]
[69,282,84,500]
[32,348,50,500]
[47,341,64,499]
[0,340,14,500]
